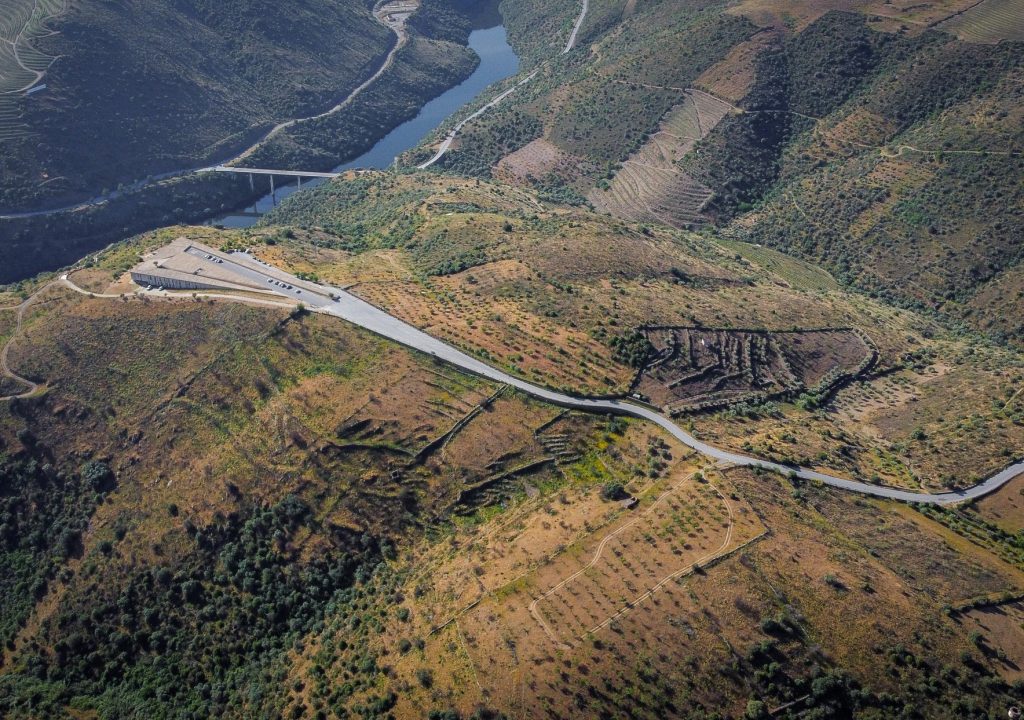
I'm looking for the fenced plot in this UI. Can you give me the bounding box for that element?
[634,327,874,414]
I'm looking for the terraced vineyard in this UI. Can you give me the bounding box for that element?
[0,0,63,142]
[938,0,1024,43]
[588,89,734,227]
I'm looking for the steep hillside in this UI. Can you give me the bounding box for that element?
[0,0,486,284]
[261,172,1024,494]
[713,18,1024,344]
[0,0,1021,716]
[413,1,1024,344]
[0,0,393,212]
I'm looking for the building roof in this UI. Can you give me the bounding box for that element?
[129,238,328,300]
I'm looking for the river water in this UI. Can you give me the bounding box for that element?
[211,21,520,228]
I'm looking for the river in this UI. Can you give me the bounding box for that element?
[210,20,520,228]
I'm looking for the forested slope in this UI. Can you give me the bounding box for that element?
[0,0,392,212]
[700,14,1024,344]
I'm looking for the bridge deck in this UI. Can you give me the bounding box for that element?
[209,165,341,179]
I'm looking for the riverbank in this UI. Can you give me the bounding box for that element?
[0,1,495,284]
[213,23,520,228]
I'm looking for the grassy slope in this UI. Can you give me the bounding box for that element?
[714,15,1024,345]
[1,265,1021,718]
[261,172,1024,492]
[0,0,1021,716]
[417,0,757,189]
[0,186,1019,716]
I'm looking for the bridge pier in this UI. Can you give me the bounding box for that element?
[248,173,254,191]
[269,174,275,206]
[296,176,302,189]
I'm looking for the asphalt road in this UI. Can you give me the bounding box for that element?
[303,281,1023,506]
[417,71,539,169]
[417,0,586,169]
[9,264,1020,506]
[564,0,589,54]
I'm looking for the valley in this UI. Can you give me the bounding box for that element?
[0,0,1022,718]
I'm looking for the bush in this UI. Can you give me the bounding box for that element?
[601,482,626,501]
[744,699,769,720]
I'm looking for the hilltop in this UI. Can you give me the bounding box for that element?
[0,174,1022,717]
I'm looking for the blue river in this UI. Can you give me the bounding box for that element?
[212,22,519,228]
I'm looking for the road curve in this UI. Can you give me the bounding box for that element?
[8,265,1022,505]
[1,2,412,221]
[309,283,1022,506]
[418,0,589,169]
[417,71,539,169]
[228,4,410,165]
[0,292,43,399]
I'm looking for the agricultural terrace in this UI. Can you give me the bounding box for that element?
[589,89,734,228]
[255,171,1024,492]
[0,0,64,142]
[284,455,1024,718]
[939,0,1024,43]
[633,327,873,414]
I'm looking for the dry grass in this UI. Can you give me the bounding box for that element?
[726,0,981,34]
[494,138,575,185]
[972,472,1024,534]
[694,32,777,103]
[960,601,1024,681]
[369,426,765,717]
[285,457,1024,718]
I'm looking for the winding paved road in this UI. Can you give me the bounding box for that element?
[417,0,589,168]
[0,1,412,221]
[417,70,539,169]
[229,1,411,165]
[296,275,1022,506]
[563,0,589,54]
[4,263,1021,506]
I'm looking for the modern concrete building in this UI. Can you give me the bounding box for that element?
[130,239,265,293]
[129,238,327,301]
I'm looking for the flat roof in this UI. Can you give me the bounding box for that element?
[130,238,332,301]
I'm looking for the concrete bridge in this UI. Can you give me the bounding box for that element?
[205,165,342,194]
[208,165,342,179]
